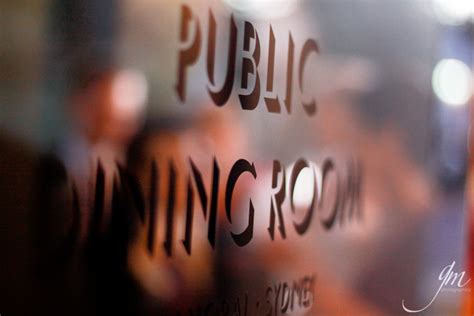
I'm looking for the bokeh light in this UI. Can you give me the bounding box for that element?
[432,0,474,25]
[432,58,473,107]
[112,69,149,117]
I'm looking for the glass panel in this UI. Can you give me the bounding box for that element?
[1,0,473,315]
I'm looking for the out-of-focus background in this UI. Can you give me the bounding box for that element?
[0,0,473,315]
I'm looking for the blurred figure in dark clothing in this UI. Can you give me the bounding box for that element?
[0,133,38,315]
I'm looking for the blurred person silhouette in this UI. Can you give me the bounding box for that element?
[47,0,144,242]
[307,59,435,314]
[58,62,148,241]
[123,105,255,314]
[126,114,215,314]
